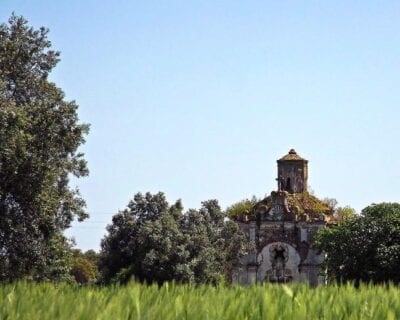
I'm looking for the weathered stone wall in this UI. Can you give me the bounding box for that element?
[233,220,326,286]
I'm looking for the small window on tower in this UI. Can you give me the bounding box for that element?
[286,177,291,192]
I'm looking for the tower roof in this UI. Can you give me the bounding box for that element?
[278,149,307,162]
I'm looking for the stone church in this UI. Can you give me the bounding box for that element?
[232,149,332,286]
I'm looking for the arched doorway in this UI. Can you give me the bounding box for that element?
[257,242,301,283]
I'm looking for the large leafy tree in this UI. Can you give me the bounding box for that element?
[0,15,89,281]
[315,202,400,284]
[99,192,251,285]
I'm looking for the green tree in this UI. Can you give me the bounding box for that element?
[82,249,99,266]
[99,192,182,283]
[315,202,400,284]
[183,200,251,284]
[99,192,251,285]
[70,249,99,284]
[333,206,356,221]
[322,198,356,222]
[0,15,89,281]
[226,197,258,220]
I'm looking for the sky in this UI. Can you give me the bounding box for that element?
[1,1,400,251]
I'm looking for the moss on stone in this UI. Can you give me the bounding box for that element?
[285,192,332,216]
[233,192,332,222]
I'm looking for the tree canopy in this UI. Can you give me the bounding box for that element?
[0,15,89,281]
[315,202,400,284]
[70,249,99,284]
[99,192,251,285]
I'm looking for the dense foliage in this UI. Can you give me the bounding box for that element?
[0,15,89,281]
[70,249,99,284]
[226,197,258,219]
[99,192,251,284]
[315,202,400,284]
[2,281,400,319]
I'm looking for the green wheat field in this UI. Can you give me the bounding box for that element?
[1,282,399,320]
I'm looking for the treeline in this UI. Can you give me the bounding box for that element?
[98,192,251,284]
[72,199,400,286]
[71,192,252,285]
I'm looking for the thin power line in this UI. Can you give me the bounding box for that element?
[69,226,107,229]
[75,221,110,223]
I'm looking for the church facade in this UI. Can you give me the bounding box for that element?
[232,149,331,286]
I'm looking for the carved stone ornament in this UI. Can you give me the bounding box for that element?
[264,191,290,221]
[267,204,285,221]
[265,243,292,283]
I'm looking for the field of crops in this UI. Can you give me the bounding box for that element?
[1,281,399,320]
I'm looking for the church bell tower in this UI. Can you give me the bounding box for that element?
[277,149,308,193]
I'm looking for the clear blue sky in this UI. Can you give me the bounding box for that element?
[2,1,400,251]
